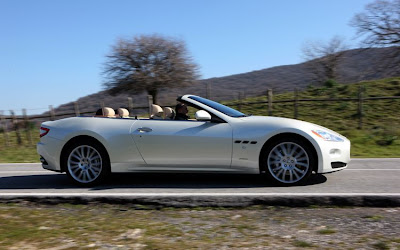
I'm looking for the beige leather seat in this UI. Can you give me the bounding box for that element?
[117,108,130,118]
[103,107,115,118]
[163,107,175,119]
[150,104,164,119]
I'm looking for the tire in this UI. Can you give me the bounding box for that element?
[261,136,316,185]
[63,140,110,186]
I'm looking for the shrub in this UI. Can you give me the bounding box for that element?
[375,135,398,146]
[324,79,338,88]
[371,127,399,146]
[336,84,349,93]
[335,102,348,111]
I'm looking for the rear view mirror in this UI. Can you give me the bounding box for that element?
[195,110,211,121]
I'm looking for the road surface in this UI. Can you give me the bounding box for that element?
[0,158,398,196]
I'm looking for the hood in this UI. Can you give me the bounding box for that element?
[237,115,343,137]
[238,115,311,126]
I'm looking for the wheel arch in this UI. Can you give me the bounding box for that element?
[60,135,110,173]
[258,132,319,173]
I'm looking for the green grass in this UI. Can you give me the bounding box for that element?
[372,241,390,250]
[363,215,384,221]
[317,227,337,235]
[0,204,399,249]
[1,77,399,162]
[0,204,274,249]
[0,127,40,163]
[0,146,39,163]
[293,240,314,248]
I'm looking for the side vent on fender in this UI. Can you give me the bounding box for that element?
[234,140,257,144]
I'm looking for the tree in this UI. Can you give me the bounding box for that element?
[350,0,400,47]
[302,36,348,84]
[350,0,400,74]
[103,34,199,104]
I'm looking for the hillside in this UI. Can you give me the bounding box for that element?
[51,47,400,116]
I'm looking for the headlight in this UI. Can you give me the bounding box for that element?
[312,130,344,142]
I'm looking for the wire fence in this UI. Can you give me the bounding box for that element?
[1,86,400,147]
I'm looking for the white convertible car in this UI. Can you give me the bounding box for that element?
[37,95,350,186]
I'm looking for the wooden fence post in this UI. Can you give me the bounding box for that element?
[10,110,22,145]
[100,102,105,116]
[267,89,273,116]
[147,95,153,117]
[358,85,364,130]
[49,105,55,121]
[206,83,211,99]
[74,102,80,116]
[294,88,299,119]
[0,111,10,147]
[23,109,33,146]
[127,97,133,115]
[237,92,243,111]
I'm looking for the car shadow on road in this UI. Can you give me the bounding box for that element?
[0,173,327,190]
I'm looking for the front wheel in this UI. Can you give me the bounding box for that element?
[64,140,110,186]
[261,137,316,185]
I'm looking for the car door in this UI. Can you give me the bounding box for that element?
[130,119,233,168]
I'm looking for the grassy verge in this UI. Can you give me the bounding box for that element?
[1,77,399,163]
[0,145,39,163]
[0,127,40,163]
[0,203,399,249]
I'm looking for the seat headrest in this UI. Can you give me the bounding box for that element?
[150,104,163,119]
[103,107,115,117]
[117,108,129,118]
[163,107,175,119]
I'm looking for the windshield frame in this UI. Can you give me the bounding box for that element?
[187,96,247,118]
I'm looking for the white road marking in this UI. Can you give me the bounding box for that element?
[0,163,41,165]
[345,169,400,171]
[350,158,400,161]
[0,193,399,197]
[0,171,53,173]
[0,169,399,174]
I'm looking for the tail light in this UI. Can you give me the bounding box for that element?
[40,127,50,138]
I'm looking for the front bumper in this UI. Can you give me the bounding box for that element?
[317,138,351,174]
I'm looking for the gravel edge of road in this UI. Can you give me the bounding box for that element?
[1,194,399,207]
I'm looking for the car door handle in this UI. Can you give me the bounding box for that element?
[137,127,152,133]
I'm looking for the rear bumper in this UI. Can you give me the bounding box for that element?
[37,136,64,172]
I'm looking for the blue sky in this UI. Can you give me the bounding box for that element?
[0,0,371,114]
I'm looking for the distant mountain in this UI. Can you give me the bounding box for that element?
[51,47,400,116]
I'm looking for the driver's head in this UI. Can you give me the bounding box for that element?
[175,103,188,114]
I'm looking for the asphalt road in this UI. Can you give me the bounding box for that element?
[0,158,399,196]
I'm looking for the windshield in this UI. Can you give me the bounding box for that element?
[188,96,247,117]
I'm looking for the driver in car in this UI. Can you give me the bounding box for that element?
[174,103,190,120]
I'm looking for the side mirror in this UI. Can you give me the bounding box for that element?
[195,110,211,121]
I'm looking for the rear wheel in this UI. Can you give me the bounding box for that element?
[261,137,316,185]
[64,140,110,186]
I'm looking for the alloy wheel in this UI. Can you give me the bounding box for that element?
[267,142,310,184]
[67,145,103,184]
